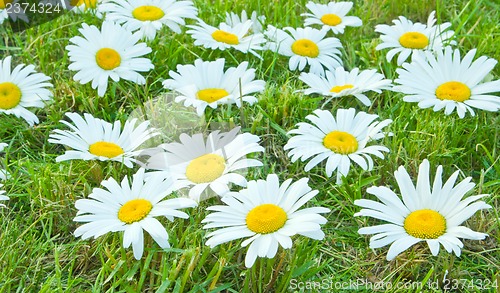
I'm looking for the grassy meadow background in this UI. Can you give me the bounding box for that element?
[0,0,499,291]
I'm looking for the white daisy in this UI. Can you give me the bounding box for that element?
[299,67,392,106]
[393,46,500,118]
[225,10,265,34]
[0,142,9,180]
[99,0,197,41]
[265,25,343,75]
[70,0,105,16]
[202,174,330,268]
[0,0,29,24]
[48,112,158,168]
[284,108,392,184]
[0,168,7,180]
[0,0,11,24]
[186,18,266,58]
[302,1,362,34]
[144,127,264,202]
[162,58,265,116]
[0,0,14,24]
[375,11,455,65]
[74,168,197,260]
[0,184,8,208]
[66,21,154,97]
[355,159,491,260]
[0,168,6,180]
[0,56,52,126]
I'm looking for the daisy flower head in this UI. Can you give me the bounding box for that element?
[48,112,158,168]
[0,168,7,181]
[0,142,9,180]
[0,0,29,24]
[74,168,197,260]
[162,58,265,116]
[202,174,330,268]
[225,10,265,34]
[99,0,197,41]
[299,67,392,106]
[70,0,104,16]
[0,184,8,208]
[0,0,13,24]
[302,1,362,34]
[355,159,491,260]
[186,18,266,58]
[393,46,500,118]
[0,56,53,126]
[0,0,11,24]
[145,127,264,202]
[66,21,154,97]
[265,25,343,75]
[375,11,455,65]
[284,108,392,184]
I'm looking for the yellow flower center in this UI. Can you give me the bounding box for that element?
[211,30,240,45]
[404,209,446,239]
[330,84,354,93]
[95,48,121,70]
[185,153,226,184]
[118,199,153,224]
[435,81,471,102]
[398,32,429,49]
[70,0,98,9]
[0,82,22,110]
[88,141,125,158]
[320,13,342,26]
[0,0,13,9]
[291,39,320,58]
[246,204,287,234]
[196,88,229,103]
[323,131,358,154]
[132,5,165,21]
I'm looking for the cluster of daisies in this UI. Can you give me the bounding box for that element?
[45,112,329,267]
[0,0,497,269]
[56,0,500,117]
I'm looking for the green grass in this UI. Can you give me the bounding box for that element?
[1,0,499,292]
